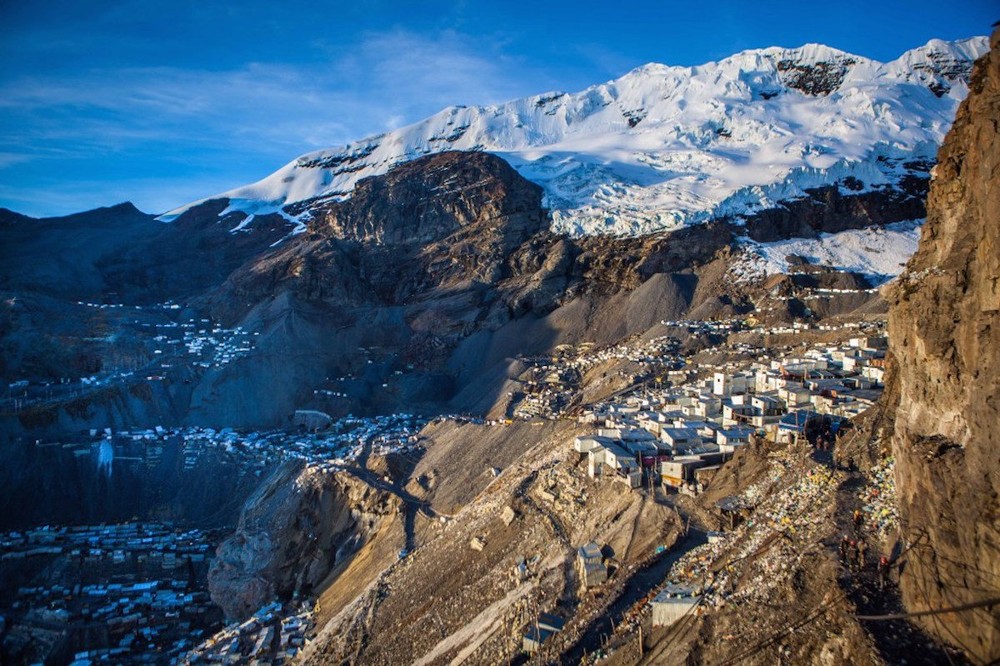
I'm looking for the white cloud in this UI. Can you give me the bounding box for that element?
[0,28,563,214]
[1,29,543,154]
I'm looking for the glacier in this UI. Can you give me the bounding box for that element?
[160,36,988,238]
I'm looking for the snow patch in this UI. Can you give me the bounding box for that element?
[732,220,923,284]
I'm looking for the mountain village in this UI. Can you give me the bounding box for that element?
[2,19,997,666]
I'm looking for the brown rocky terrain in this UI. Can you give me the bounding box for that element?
[883,26,1000,663]
[296,419,682,665]
[208,461,401,622]
[2,147,901,435]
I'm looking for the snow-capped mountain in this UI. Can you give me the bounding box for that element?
[162,36,988,237]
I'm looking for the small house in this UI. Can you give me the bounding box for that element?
[713,371,751,397]
[573,435,612,453]
[603,442,635,473]
[650,585,701,627]
[660,427,702,452]
[577,542,607,589]
[660,457,708,489]
[523,613,565,653]
[587,442,634,478]
[716,426,755,452]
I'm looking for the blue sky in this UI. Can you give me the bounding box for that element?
[0,0,995,217]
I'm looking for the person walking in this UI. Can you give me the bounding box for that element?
[878,556,891,590]
[852,509,864,533]
[839,535,850,564]
[857,538,868,570]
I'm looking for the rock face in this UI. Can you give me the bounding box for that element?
[2,150,895,433]
[885,28,1000,663]
[304,151,545,246]
[207,462,399,621]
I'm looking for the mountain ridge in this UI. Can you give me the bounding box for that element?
[160,36,988,238]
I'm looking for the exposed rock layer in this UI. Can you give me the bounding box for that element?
[208,462,399,621]
[885,27,1000,663]
[3,151,894,432]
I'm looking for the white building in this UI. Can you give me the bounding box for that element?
[713,372,752,397]
[716,427,755,452]
[660,427,702,452]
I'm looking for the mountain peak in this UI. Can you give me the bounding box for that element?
[162,36,988,238]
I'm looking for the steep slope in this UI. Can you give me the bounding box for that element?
[0,202,156,298]
[163,37,987,237]
[208,462,400,622]
[298,420,682,666]
[885,28,1000,663]
[3,150,893,433]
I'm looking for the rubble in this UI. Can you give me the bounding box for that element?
[858,456,899,540]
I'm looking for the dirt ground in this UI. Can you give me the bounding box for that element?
[300,419,682,665]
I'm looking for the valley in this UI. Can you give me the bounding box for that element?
[1,26,998,666]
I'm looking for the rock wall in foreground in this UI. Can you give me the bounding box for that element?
[885,27,1000,664]
[208,462,399,621]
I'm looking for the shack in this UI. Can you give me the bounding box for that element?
[522,613,565,653]
[576,542,607,589]
[660,456,708,489]
[650,585,701,627]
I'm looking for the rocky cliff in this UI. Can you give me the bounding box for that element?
[3,149,896,433]
[886,27,1000,663]
[207,462,400,621]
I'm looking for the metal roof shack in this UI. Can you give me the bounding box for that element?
[522,613,565,653]
[650,584,702,627]
[576,542,607,589]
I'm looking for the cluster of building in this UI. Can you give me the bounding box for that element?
[2,302,262,414]
[508,336,685,421]
[142,316,258,371]
[0,522,220,665]
[178,324,257,369]
[559,336,683,370]
[571,334,887,495]
[6,409,426,663]
[181,600,316,664]
[69,413,425,477]
[3,373,140,413]
[511,364,579,420]
[664,315,874,339]
[0,523,210,564]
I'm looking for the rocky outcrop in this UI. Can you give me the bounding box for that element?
[743,179,929,242]
[885,28,1000,663]
[208,462,399,621]
[304,151,546,246]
